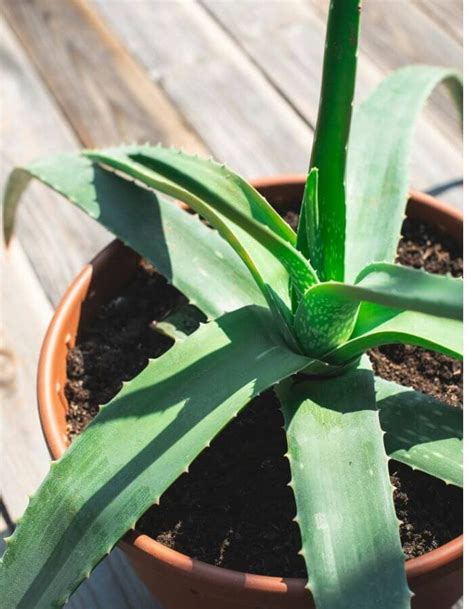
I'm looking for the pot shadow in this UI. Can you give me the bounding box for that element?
[90,164,174,279]
[426,178,463,198]
[85,164,267,318]
[286,365,377,416]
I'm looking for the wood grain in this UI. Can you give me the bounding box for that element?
[1,0,205,152]
[0,1,462,606]
[416,0,462,43]
[97,0,462,207]
[94,0,313,177]
[1,240,51,519]
[0,16,110,306]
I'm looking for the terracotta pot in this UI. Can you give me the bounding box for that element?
[37,176,463,609]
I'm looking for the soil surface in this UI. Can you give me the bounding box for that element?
[66,215,462,577]
[369,217,463,408]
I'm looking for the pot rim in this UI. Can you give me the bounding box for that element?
[37,175,463,595]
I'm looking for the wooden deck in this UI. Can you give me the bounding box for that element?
[0,1,462,607]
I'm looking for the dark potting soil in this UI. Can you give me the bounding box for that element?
[65,216,462,578]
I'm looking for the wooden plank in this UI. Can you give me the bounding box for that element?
[1,0,204,152]
[0,0,206,305]
[1,240,52,518]
[96,0,462,207]
[0,2,463,606]
[0,0,208,304]
[0,16,110,306]
[93,0,313,177]
[200,0,326,127]
[415,0,463,44]
[201,0,461,201]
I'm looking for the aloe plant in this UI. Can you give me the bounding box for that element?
[0,1,463,608]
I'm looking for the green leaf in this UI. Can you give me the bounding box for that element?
[85,147,318,300]
[345,66,462,282]
[293,169,318,311]
[355,262,462,320]
[326,302,462,364]
[299,263,463,327]
[0,306,312,609]
[294,259,463,359]
[376,376,463,487]
[2,156,264,319]
[296,168,319,269]
[294,177,311,271]
[277,358,410,609]
[294,285,359,358]
[308,0,361,282]
[129,145,296,243]
[84,147,320,348]
[151,304,206,342]
[2,167,31,241]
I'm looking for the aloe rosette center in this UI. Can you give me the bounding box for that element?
[294,285,360,358]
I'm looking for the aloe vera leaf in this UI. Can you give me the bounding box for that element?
[345,66,463,282]
[2,156,264,319]
[354,262,462,320]
[151,304,206,342]
[297,263,463,329]
[308,0,361,282]
[294,285,359,358]
[376,376,463,487]
[295,168,319,268]
[85,147,318,299]
[277,358,410,609]
[325,302,462,364]
[131,148,319,312]
[83,148,316,347]
[295,260,463,358]
[0,306,312,609]
[2,156,299,347]
[292,169,318,311]
[295,187,309,264]
[129,145,296,243]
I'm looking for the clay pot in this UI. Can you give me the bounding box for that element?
[37,176,462,609]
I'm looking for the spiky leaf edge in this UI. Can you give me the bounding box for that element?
[85,148,318,300]
[376,376,463,487]
[2,158,263,320]
[0,306,313,609]
[277,358,411,609]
